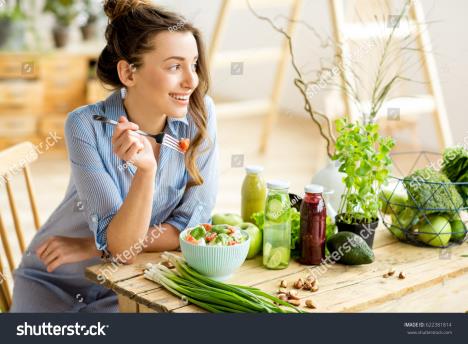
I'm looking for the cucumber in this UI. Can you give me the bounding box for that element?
[266,199,284,220]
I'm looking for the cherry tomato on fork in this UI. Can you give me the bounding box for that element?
[179,138,190,153]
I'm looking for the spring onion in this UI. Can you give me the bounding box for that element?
[144,252,305,313]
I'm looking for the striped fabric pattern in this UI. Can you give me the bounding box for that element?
[65,89,219,251]
[10,89,220,312]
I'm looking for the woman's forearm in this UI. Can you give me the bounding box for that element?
[106,167,156,261]
[142,223,180,252]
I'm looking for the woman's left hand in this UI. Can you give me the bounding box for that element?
[36,236,100,273]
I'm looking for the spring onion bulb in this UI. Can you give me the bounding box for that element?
[144,252,304,313]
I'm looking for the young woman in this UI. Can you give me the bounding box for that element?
[11,0,218,312]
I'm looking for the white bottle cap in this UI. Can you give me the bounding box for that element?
[245,165,264,174]
[305,184,324,194]
[267,179,290,190]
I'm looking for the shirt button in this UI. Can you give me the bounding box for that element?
[91,214,98,223]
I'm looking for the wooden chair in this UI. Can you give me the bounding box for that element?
[0,142,41,312]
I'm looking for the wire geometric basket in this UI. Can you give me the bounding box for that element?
[379,151,467,248]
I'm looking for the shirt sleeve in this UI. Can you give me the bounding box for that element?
[65,111,123,252]
[165,96,219,231]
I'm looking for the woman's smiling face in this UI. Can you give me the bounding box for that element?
[133,30,200,118]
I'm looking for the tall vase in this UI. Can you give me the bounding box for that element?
[311,159,345,215]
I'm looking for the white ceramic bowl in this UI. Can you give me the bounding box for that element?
[179,227,250,281]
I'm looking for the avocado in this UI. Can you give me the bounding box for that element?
[327,232,375,265]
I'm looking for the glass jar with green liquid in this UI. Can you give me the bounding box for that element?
[263,180,291,270]
[241,166,266,222]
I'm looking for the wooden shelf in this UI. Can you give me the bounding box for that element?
[0,48,108,152]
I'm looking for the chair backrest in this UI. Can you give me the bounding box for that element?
[0,142,41,312]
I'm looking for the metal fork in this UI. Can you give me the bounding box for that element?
[92,115,185,154]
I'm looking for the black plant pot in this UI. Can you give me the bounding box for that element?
[0,18,12,48]
[52,26,71,48]
[335,214,379,248]
[289,193,303,212]
[80,22,97,41]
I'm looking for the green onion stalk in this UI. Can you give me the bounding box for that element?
[143,252,305,313]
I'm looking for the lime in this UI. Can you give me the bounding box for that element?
[266,247,289,269]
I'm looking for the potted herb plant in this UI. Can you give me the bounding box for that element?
[80,0,99,41]
[44,0,79,48]
[332,118,395,248]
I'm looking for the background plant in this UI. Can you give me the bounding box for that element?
[0,0,26,21]
[43,0,79,27]
[248,0,426,158]
[332,118,395,223]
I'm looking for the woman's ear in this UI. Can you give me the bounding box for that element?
[117,60,137,87]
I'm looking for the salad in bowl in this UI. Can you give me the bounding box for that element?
[183,223,248,246]
[179,224,250,280]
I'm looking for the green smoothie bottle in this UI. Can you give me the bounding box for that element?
[241,165,267,223]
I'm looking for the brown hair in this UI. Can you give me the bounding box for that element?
[97,0,210,186]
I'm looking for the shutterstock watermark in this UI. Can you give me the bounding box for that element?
[168,10,201,32]
[306,38,378,99]
[117,150,143,172]
[17,322,108,336]
[96,224,168,284]
[0,131,62,187]
[230,154,244,168]
[307,224,375,279]
[408,132,468,190]
[168,19,187,32]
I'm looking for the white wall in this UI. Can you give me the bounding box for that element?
[159,0,467,149]
[19,0,465,148]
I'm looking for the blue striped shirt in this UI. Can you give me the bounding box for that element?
[65,89,219,251]
[10,89,220,312]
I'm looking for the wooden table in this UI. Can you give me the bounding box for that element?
[86,227,468,313]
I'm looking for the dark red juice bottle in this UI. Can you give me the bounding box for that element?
[299,184,326,265]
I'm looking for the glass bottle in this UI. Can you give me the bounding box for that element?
[241,165,267,223]
[263,180,291,270]
[299,184,327,265]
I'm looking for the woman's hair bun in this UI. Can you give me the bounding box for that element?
[103,0,150,21]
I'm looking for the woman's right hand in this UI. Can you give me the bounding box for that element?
[112,116,156,172]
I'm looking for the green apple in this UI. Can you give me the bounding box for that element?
[391,208,419,229]
[239,222,262,259]
[418,215,452,247]
[388,224,406,240]
[211,213,243,226]
[450,220,466,242]
[380,184,408,215]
